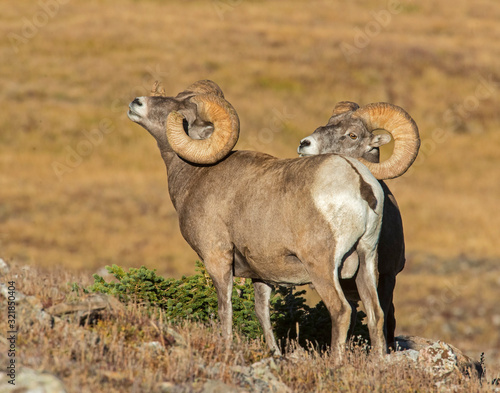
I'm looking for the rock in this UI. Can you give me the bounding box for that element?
[229,358,291,393]
[166,357,290,393]
[157,380,246,393]
[0,285,53,328]
[0,258,9,275]
[200,379,246,393]
[393,335,483,381]
[0,282,25,301]
[142,341,165,355]
[46,293,125,325]
[157,381,190,393]
[158,368,290,393]
[0,286,124,330]
[418,341,459,379]
[156,381,180,393]
[0,366,67,392]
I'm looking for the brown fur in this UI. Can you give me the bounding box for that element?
[128,87,387,359]
[298,110,408,348]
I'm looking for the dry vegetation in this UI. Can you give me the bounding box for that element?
[0,262,495,392]
[1,0,500,389]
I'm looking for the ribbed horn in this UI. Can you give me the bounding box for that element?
[166,93,239,164]
[352,103,420,180]
[176,80,225,100]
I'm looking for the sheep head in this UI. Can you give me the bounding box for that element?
[128,80,239,164]
[298,102,420,180]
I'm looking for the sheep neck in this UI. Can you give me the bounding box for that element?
[160,149,204,211]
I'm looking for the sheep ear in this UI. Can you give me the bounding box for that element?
[189,121,214,140]
[177,102,198,126]
[370,133,392,147]
[327,101,360,125]
[332,101,360,116]
[178,102,215,139]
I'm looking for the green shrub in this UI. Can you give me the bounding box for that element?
[89,262,369,348]
[89,262,262,338]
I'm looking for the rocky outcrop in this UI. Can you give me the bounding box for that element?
[392,335,483,383]
[46,292,125,325]
[0,282,53,329]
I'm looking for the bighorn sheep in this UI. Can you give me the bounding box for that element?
[297,101,420,347]
[127,81,415,359]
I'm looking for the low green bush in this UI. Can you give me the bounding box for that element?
[89,261,369,349]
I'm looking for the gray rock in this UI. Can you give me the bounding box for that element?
[230,358,291,393]
[418,341,458,379]
[143,340,166,354]
[393,335,483,381]
[157,380,246,393]
[0,282,24,301]
[0,286,53,328]
[201,379,246,393]
[168,357,290,393]
[46,293,125,325]
[0,366,67,392]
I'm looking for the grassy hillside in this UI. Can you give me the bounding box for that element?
[1,0,499,373]
[0,262,494,392]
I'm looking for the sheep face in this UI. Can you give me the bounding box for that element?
[298,116,391,163]
[128,96,179,142]
[128,96,214,146]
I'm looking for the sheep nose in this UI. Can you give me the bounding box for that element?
[299,138,311,147]
[132,98,143,106]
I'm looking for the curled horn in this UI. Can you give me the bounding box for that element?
[352,103,420,180]
[166,92,239,164]
[175,80,225,100]
[150,80,223,99]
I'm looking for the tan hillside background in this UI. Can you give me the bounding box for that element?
[1,0,499,372]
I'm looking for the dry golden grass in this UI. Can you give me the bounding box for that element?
[1,0,500,384]
[2,0,500,272]
[1,262,497,392]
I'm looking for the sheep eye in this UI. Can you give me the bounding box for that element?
[349,133,358,140]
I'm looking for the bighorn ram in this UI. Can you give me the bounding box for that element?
[297,101,420,347]
[127,81,415,359]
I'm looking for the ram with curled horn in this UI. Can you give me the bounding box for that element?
[298,101,420,347]
[128,80,394,360]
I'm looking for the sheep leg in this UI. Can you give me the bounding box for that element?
[308,258,351,362]
[355,244,386,356]
[203,252,234,344]
[377,274,396,349]
[386,301,396,350]
[253,280,281,356]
